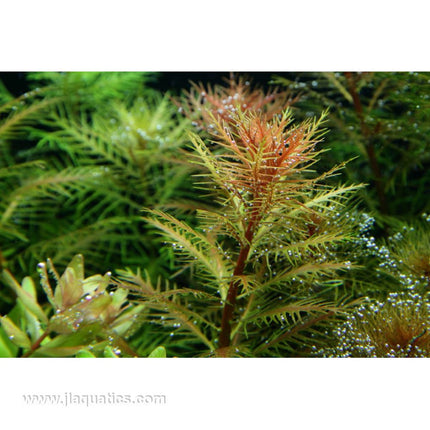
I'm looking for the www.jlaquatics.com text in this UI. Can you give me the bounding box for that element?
[22,392,167,407]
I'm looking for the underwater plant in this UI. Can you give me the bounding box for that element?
[316,290,430,357]
[0,73,195,285]
[119,77,367,357]
[273,72,430,217]
[2,72,427,358]
[177,74,299,131]
[315,215,430,357]
[0,254,145,357]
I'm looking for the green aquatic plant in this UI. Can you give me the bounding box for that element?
[273,72,430,217]
[0,254,144,357]
[315,215,430,357]
[3,72,424,358]
[317,290,430,357]
[0,73,194,284]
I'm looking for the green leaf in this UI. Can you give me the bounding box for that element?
[56,267,84,310]
[82,273,111,295]
[148,346,166,358]
[144,209,230,285]
[68,254,85,282]
[0,315,31,349]
[0,325,18,357]
[103,345,119,358]
[34,324,103,357]
[76,349,96,358]
[2,271,48,324]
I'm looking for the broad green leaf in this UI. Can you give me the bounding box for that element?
[68,254,85,282]
[110,288,128,311]
[21,305,44,342]
[34,345,91,357]
[111,304,145,336]
[82,273,111,294]
[35,324,103,356]
[0,325,18,357]
[57,267,84,309]
[2,271,48,324]
[103,345,119,357]
[148,346,166,358]
[22,276,37,298]
[76,349,96,358]
[0,316,31,349]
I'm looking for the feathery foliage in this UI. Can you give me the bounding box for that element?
[139,76,366,356]
[0,73,195,283]
[273,72,430,218]
[1,72,428,357]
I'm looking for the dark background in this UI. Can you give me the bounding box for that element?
[0,72,292,97]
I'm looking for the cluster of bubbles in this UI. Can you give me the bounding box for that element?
[314,289,430,357]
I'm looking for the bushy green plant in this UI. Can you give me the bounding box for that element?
[273,72,430,217]
[315,216,430,357]
[0,254,145,357]
[316,290,430,357]
[0,73,195,286]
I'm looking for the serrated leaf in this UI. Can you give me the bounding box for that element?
[145,209,230,284]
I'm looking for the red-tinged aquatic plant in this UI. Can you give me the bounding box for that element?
[137,78,364,356]
[196,109,336,347]
[177,75,299,131]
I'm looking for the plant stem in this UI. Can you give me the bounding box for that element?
[22,330,50,358]
[344,72,388,214]
[219,216,258,349]
[219,245,250,349]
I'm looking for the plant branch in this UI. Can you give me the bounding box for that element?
[22,330,50,358]
[345,72,388,214]
[218,215,258,349]
[254,311,335,355]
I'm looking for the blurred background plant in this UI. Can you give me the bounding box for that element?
[272,72,430,220]
[0,72,197,317]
